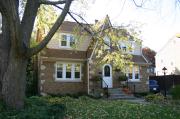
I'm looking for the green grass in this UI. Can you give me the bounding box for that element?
[0,96,180,119]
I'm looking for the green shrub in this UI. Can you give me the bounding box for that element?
[118,74,128,81]
[0,96,66,119]
[171,85,180,100]
[145,93,165,103]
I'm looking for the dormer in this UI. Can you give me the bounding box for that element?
[118,40,141,55]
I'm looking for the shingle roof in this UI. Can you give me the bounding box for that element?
[59,21,90,33]
[132,55,148,64]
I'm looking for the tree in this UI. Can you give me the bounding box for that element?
[0,0,72,109]
[142,47,156,66]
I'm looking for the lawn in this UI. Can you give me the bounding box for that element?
[0,96,180,119]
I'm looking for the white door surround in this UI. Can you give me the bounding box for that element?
[102,64,112,88]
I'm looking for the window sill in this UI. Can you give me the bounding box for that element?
[128,79,140,82]
[55,79,82,82]
[59,46,73,49]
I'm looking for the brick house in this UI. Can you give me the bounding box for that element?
[39,16,150,96]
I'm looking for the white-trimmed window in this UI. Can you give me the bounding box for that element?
[126,66,140,81]
[118,42,127,52]
[56,62,81,81]
[104,36,110,50]
[60,34,75,48]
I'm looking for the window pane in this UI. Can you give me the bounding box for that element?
[57,64,63,78]
[75,64,80,78]
[128,73,132,79]
[104,65,110,76]
[61,35,67,46]
[70,35,75,47]
[127,67,133,79]
[122,46,126,51]
[135,73,139,79]
[134,66,139,79]
[66,64,71,78]
[104,37,110,49]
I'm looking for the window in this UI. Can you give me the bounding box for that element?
[70,35,75,47]
[119,42,127,52]
[61,35,67,46]
[57,64,63,78]
[66,64,72,78]
[60,34,75,48]
[75,64,80,78]
[104,36,110,50]
[134,66,139,79]
[127,67,133,80]
[104,65,110,76]
[56,63,81,81]
[126,66,140,81]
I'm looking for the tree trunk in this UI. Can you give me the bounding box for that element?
[0,16,11,99]
[2,49,28,109]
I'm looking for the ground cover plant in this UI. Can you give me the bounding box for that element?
[0,96,180,119]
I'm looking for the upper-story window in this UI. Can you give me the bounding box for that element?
[119,42,127,52]
[60,34,75,48]
[129,41,135,53]
[104,36,110,50]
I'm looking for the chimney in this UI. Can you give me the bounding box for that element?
[95,19,98,24]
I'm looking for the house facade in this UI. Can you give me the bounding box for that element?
[39,17,150,96]
[156,34,180,76]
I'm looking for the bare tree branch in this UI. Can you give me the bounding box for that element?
[27,0,73,57]
[39,0,66,5]
[132,0,143,7]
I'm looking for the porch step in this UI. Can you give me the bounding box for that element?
[107,88,136,100]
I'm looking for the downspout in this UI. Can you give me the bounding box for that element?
[87,40,99,94]
[87,58,90,94]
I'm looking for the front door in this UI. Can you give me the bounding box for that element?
[102,64,112,88]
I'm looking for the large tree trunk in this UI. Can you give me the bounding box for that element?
[1,49,28,109]
[0,16,11,99]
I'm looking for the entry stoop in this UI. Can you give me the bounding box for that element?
[108,88,136,100]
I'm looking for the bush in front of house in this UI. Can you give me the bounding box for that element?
[170,85,180,100]
[0,96,66,119]
[118,74,128,81]
[145,93,165,103]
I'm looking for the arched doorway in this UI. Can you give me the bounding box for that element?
[102,64,112,88]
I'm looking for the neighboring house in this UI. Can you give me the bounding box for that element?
[155,36,180,76]
[39,16,150,96]
[156,34,180,76]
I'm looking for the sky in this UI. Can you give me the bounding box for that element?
[69,0,180,52]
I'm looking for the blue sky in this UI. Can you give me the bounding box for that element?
[69,0,180,52]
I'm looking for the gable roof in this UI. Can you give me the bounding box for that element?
[132,55,149,64]
[156,34,180,55]
[59,21,91,33]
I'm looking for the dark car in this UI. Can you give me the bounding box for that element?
[149,80,160,93]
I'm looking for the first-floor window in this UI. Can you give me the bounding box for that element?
[75,64,80,78]
[134,66,139,79]
[126,66,140,81]
[56,63,81,80]
[127,67,133,80]
[57,64,63,78]
[66,64,72,78]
